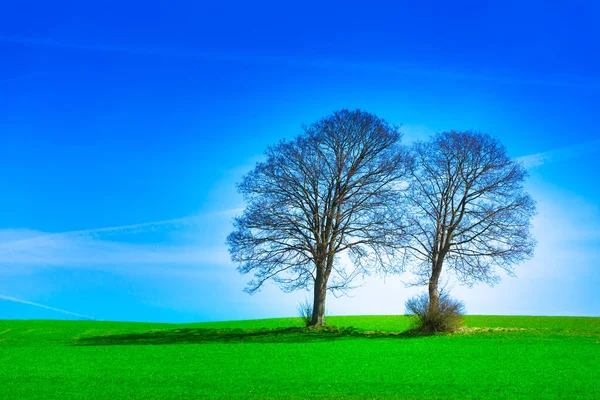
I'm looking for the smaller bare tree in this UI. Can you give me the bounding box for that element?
[404,131,536,316]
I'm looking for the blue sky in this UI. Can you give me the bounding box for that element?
[1,0,599,321]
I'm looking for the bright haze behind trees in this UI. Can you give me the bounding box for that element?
[403,131,537,315]
[227,110,410,326]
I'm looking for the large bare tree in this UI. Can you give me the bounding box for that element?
[228,110,410,326]
[404,131,536,313]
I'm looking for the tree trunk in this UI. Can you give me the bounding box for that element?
[310,269,327,327]
[428,274,439,314]
[428,259,443,315]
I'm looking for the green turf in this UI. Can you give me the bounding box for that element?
[1,316,598,399]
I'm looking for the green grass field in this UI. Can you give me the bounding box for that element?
[1,316,598,399]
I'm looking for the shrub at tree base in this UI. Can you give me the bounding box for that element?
[297,299,314,327]
[405,291,465,333]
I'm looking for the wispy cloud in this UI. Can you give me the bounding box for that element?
[0,216,197,250]
[517,139,600,168]
[1,208,242,248]
[2,35,600,90]
[0,72,36,85]
[0,209,242,271]
[0,294,95,319]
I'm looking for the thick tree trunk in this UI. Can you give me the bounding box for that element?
[428,274,439,314]
[310,269,327,327]
[428,259,443,314]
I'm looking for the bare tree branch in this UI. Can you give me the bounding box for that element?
[402,131,536,313]
[228,109,411,326]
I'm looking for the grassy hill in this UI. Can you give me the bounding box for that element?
[1,316,598,399]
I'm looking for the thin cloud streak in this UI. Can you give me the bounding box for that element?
[0,240,231,267]
[0,208,242,270]
[0,294,95,320]
[0,217,192,249]
[0,208,242,249]
[2,35,600,90]
[517,139,600,168]
[0,73,35,85]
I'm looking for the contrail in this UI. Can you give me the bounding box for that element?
[0,216,198,250]
[0,72,36,85]
[1,35,599,90]
[517,138,600,168]
[0,294,95,320]
[0,208,243,250]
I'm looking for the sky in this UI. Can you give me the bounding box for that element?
[0,0,599,322]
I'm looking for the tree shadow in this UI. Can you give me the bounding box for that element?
[74,326,424,346]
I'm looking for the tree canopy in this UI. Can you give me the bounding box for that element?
[403,131,536,312]
[228,109,410,325]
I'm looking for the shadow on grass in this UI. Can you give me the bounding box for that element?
[74,326,425,346]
